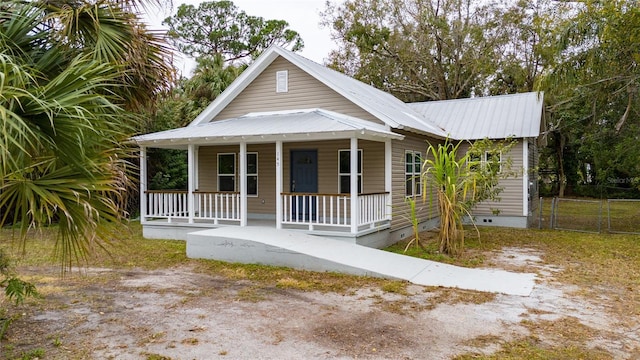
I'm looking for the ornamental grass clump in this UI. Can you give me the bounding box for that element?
[422,139,515,256]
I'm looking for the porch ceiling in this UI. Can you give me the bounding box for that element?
[133,108,404,149]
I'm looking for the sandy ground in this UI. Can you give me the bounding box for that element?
[3,247,640,359]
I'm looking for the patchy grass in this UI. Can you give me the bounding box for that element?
[2,221,640,359]
[0,222,402,296]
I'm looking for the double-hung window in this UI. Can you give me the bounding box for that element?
[484,151,502,174]
[338,149,362,194]
[217,152,258,195]
[246,152,258,196]
[218,153,236,192]
[405,151,422,197]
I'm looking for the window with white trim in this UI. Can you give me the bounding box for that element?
[246,152,258,196]
[338,149,362,194]
[218,153,235,192]
[485,151,502,174]
[405,151,422,197]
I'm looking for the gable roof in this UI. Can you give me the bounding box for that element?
[133,108,403,149]
[408,92,544,140]
[188,46,448,138]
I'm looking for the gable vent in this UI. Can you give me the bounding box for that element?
[276,70,288,93]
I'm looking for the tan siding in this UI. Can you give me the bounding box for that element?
[197,144,276,215]
[460,141,525,216]
[247,144,276,214]
[197,140,386,216]
[391,132,441,230]
[283,140,385,194]
[214,57,383,124]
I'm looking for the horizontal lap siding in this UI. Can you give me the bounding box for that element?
[197,144,277,214]
[283,140,385,194]
[197,141,386,215]
[459,141,525,216]
[214,57,383,124]
[391,132,441,230]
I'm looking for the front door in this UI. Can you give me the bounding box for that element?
[290,150,317,220]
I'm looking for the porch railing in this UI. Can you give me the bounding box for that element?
[144,190,390,232]
[193,191,241,223]
[358,192,390,227]
[145,190,189,221]
[280,192,390,229]
[144,190,241,223]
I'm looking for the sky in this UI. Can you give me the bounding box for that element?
[143,0,340,76]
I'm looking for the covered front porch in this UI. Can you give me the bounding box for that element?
[134,109,404,246]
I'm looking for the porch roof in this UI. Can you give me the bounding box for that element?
[133,108,404,148]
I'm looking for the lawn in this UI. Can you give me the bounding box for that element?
[1,222,639,359]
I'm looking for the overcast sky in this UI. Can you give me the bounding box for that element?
[143,0,339,76]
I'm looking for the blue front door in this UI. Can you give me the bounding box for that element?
[290,150,317,220]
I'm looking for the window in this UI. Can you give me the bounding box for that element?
[217,153,258,194]
[246,152,258,196]
[485,151,502,174]
[468,150,502,174]
[469,152,482,172]
[405,151,422,197]
[218,153,235,192]
[338,149,362,194]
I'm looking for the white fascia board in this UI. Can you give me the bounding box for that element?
[188,48,281,127]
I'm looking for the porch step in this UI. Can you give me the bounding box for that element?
[187,227,536,296]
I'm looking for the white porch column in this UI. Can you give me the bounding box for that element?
[194,146,200,190]
[275,140,283,229]
[140,146,147,224]
[350,137,358,234]
[385,139,392,220]
[239,142,247,226]
[187,143,195,224]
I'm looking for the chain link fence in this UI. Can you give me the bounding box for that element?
[535,197,640,234]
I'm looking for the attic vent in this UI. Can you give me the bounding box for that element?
[276,70,288,93]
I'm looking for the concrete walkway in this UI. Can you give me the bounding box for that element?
[187,227,536,296]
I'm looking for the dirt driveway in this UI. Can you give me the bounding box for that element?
[3,247,639,359]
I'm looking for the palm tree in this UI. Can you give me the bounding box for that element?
[0,0,173,269]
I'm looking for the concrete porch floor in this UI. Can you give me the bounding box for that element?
[187,226,536,296]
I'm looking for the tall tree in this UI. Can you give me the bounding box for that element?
[322,0,507,101]
[142,55,245,191]
[0,0,173,268]
[539,0,640,197]
[163,0,304,63]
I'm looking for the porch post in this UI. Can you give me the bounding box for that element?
[140,146,147,224]
[187,143,195,224]
[194,146,200,190]
[350,137,358,234]
[239,141,247,226]
[276,140,283,229]
[385,139,392,220]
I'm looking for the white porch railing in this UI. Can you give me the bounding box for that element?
[144,191,389,232]
[193,191,241,223]
[280,192,390,230]
[358,192,390,227]
[145,190,189,221]
[144,191,241,223]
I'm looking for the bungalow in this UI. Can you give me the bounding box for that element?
[133,46,543,248]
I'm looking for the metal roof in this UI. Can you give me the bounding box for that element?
[133,108,404,148]
[188,46,448,138]
[408,92,544,140]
